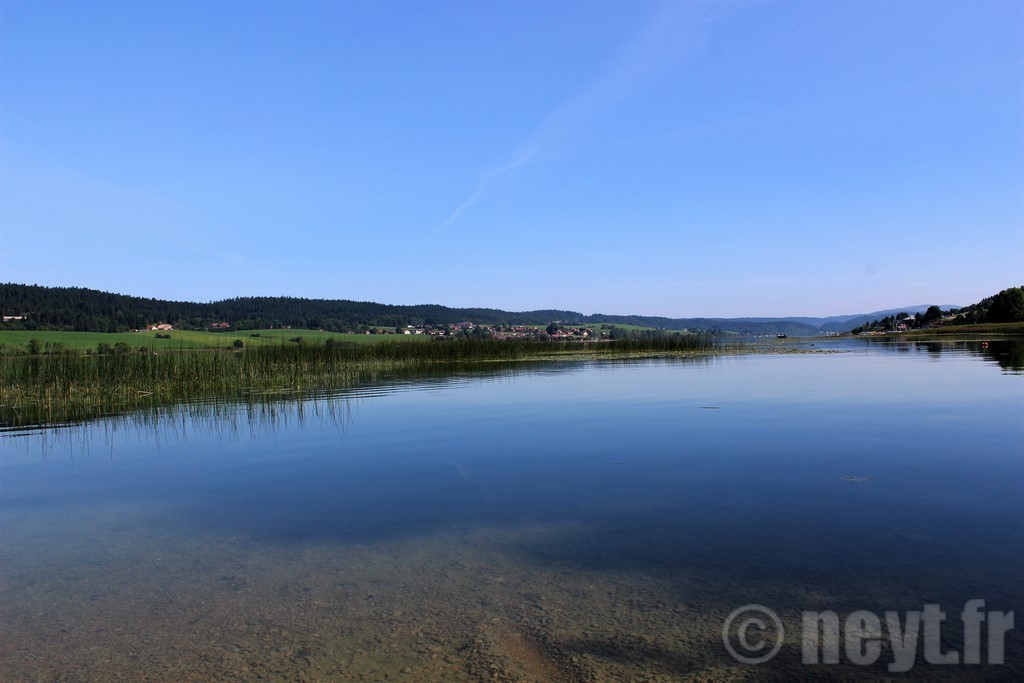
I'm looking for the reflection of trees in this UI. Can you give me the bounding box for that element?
[863,337,1024,372]
[914,339,1024,372]
[979,339,1024,372]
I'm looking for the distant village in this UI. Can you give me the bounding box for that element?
[146,321,611,340]
[849,307,961,335]
[378,322,605,339]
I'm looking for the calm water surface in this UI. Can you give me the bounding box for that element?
[1,342,1022,681]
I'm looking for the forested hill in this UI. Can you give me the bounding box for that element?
[1,283,827,335]
[0,284,576,332]
[5,282,1007,336]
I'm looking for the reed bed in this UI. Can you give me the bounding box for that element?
[0,336,715,428]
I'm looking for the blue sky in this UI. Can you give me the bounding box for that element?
[1,1,1020,317]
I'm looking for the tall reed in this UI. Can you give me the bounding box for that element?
[0,335,716,428]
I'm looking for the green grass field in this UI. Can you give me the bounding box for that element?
[0,325,681,354]
[0,329,430,352]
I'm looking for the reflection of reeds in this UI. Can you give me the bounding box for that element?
[0,337,715,428]
[16,391,363,458]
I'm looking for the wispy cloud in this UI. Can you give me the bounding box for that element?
[436,3,711,232]
[436,149,537,232]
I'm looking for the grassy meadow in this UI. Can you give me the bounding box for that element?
[0,323,676,356]
[0,328,429,352]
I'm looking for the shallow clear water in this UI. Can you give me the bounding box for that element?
[2,342,1022,681]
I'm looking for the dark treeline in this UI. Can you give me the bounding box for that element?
[0,284,588,332]
[6,283,1020,337]
[0,283,817,335]
[951,286,1024,325]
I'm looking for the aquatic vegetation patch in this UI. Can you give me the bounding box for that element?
[0,336,716,428]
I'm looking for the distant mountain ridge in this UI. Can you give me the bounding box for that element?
[0,283,959,337]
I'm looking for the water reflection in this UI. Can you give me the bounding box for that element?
[1,347,1021,681]
[979,338,1024,371]
[863,337,1024,372]
[2,356,717,459]
[0,361,530,434]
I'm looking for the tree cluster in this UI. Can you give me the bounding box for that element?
[950,287,1024,325]
[851,287,1024,333]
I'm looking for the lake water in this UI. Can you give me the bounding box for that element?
[1,341,1022,681]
